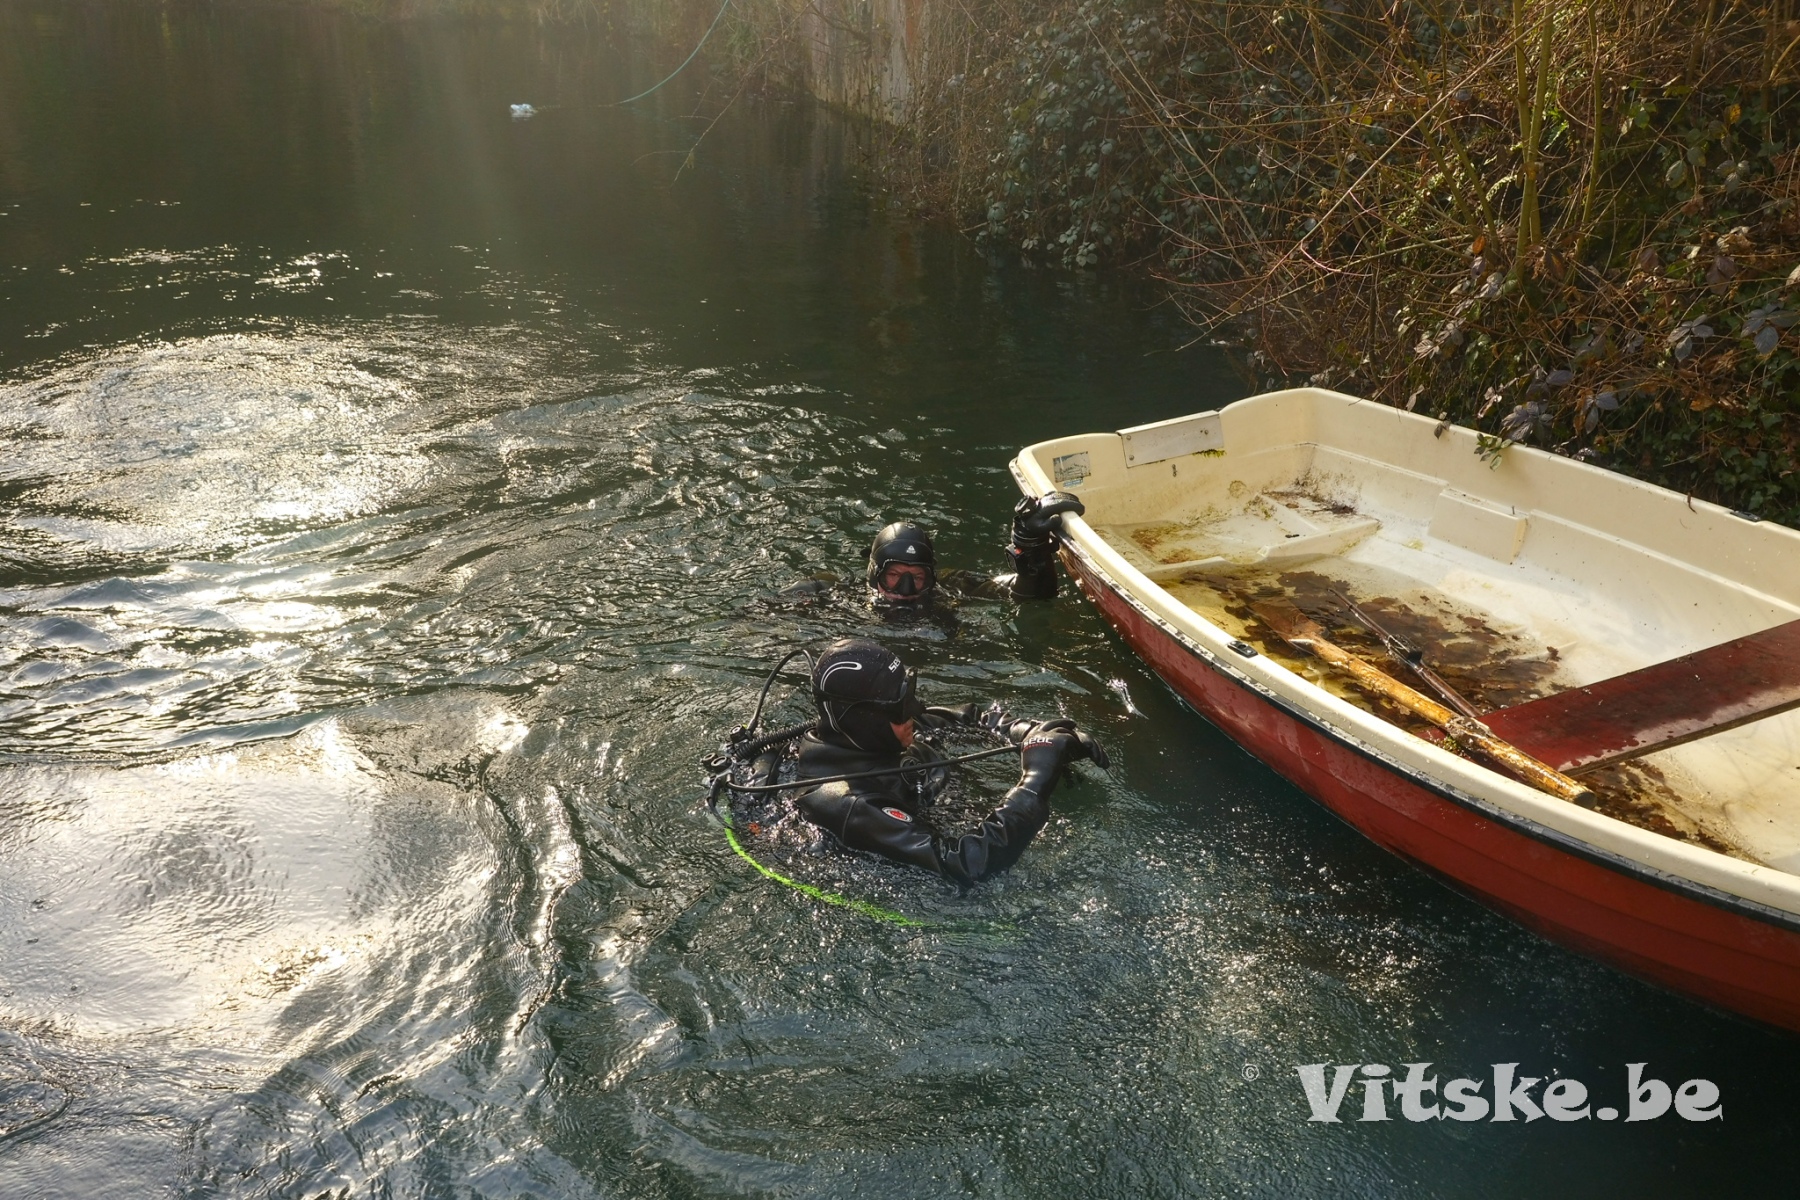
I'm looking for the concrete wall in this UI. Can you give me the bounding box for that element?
[798,0,927,120]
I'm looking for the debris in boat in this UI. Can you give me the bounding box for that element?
[1177,571,1748,858]
[1265,485,1360,518]
[1578,758,1750,859]
[1173,567,1565,716]
[1249,597,1592,803]
[1331,588,1484,721]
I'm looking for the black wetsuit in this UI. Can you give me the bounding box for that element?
[791,707,1061,885]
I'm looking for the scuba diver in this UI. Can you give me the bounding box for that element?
[781,491,1086,610]
[783,637,1107,884]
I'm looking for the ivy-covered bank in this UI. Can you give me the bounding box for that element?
[687,0,1800,526]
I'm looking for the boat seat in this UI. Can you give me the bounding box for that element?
[1480,618,1800,774]
[1140,556,1232,582]
[1119,499,1381,583]
[1138,520,1382,582]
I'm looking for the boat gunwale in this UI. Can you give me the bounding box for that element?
[1009,410,1800,925]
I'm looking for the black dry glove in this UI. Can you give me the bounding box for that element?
[1016,718,1110,795]
[1011,491,1086,550]
[976,705,1024,740]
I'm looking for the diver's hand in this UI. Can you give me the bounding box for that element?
[976,705,1024,740]
[1011,491,1086,548]
[1017,719,1110,788]
[987,712,1109,771]
[1051,721,1108,770]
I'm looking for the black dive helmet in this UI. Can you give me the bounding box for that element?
[866,521,937,600]
[812,637,926,754]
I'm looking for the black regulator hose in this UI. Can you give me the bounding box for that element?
[731,720,817,762]
[714,743,1022,797]
[746,647,813,737]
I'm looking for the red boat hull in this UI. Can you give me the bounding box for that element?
[1065,550,1800,1032]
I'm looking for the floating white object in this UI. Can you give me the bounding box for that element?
[510,103,536,120]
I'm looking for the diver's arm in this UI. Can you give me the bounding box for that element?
[930,563,1048,602]
[773,571,843,601]
[1003,492,1085,600]
[917,702,982,729]
[794,721,1104,885]
[919,723,1102,882]
[796,781,959,877]
[930,783,1052,882]
[795,779,1049,886]
[999,544,1059,600]
[931,567,1010,601]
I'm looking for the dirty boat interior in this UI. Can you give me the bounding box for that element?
[1027,390,1800,874]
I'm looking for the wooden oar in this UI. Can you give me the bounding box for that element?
[1250,599,1593,803]
[1330,589,1485,722]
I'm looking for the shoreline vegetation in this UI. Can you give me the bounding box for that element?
[188,2,1800,523]
[718,0,1800,526]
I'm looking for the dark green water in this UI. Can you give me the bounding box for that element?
[1,3,1796,1196]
